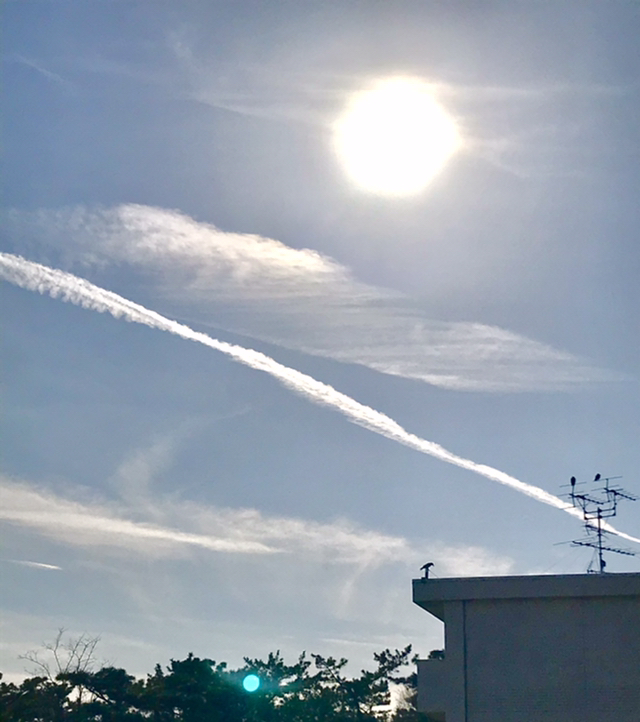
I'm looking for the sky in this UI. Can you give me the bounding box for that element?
[2,0,640,683]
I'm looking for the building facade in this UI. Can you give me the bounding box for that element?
[412,572,640,722]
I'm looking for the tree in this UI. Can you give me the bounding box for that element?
[2,643,434,722]
[59,667,142,721]
[0,673,70,722]
[19,629,102,683]
[137,654,247,722]
[238,644,424,721]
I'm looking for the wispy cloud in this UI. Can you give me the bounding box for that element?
[0,476,275,556]
[0,474,512,576]
[5,204,616,392]
[107,429,186,520]
[0,471,512,674]
[166,29,339,125]
[8,54,75,91]
[2,251,637,547]
[164,41,622,178]
[7,560,62,571]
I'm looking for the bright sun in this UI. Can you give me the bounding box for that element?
[333,77,460,197]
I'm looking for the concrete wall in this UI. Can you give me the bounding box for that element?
[464,595,640,722]
[416,659,446,721]
[413,574,640,722]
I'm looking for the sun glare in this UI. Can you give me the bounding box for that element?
[333,77,460,197]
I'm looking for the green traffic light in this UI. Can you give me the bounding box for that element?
[242,674,260,692]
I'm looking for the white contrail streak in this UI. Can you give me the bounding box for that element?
[2,252,638,545]
[8,559,62,571]
[3,508,276,555]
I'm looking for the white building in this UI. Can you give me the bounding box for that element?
[412,572,640,722]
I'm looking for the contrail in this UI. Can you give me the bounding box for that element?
[8,559,62,571]
[2,252,638,545]
[3,506,276,555]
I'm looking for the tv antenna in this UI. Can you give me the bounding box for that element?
[561,474,637,574]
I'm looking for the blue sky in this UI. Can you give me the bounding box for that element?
[2,0,639,681]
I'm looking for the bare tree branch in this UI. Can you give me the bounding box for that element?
[19,628,102,680]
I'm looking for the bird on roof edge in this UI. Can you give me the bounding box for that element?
[421,562,434,579]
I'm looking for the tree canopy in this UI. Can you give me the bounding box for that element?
[1,640,437,722]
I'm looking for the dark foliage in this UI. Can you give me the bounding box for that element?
[0,645,435,722]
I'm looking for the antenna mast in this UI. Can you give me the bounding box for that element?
[565,474,637,574]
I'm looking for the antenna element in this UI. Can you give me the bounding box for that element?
[563,474,637,573]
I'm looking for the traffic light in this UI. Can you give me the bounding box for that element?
[242,673,260,692]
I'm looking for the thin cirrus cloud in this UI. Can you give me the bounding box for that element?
[166,41,613,180]
[0,476,276,557]
[3,250,639,547]
[5,204,615,392]
[0,475,515,578]
[7,560,63,571]
[0,472,514,676]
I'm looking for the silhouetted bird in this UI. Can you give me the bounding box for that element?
[594,473,601,482]
[421,562,434,579]
[570,476,576,486]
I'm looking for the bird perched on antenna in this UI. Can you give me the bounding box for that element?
[594,473,601,482]
[421,562,434,579]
